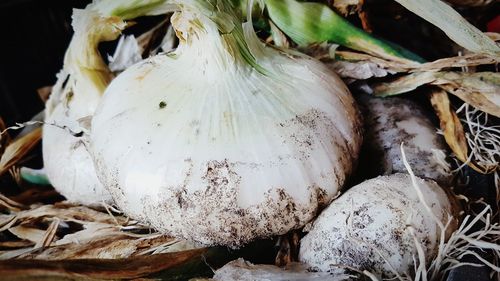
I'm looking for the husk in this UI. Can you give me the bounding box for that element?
[0,128,42,178]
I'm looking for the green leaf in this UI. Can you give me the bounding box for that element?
[263,0,425,62]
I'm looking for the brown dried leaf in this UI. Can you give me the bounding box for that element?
[27,233,178,260]
[333,50,415,72]
[9,188,61,206]
[269,20,290,49]
[372,72,436,96]
[0,193,27,212]
[34,218,60,249]
[0,240,33,249]
[372,72,500,118]
[417,53,499,72]
[434,72,500,118]
[8,226,47,244]
[486,32,500,42]
[16,203,127,226]
[0,215,17,232]
[0,127,42,177]
[333,51,499,74]
[429,90,485,173]
[0,247,209,280]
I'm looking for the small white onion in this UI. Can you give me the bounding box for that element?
[43,7,126,205]
[299,173,459,278]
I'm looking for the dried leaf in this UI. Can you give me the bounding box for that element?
[27,232,176,260]
[0,215,17,232]
[333,51,499,74]
[393,0,500,56]
[9,188,61,206]
[429,90,484,173]
[8,226,47,244]
[15,203,127,226]
[417,53,499,71]
[0,248,36,261]
[275,231,300,267]
[0,240,33,249]
[136,17,170,56]
[0,127,42,177]
[0,247,209,280]
[0,194,27,212]
[372,72,500,118]
[372,72,436,95]
[34,218,60,249]
[434,72,500,117]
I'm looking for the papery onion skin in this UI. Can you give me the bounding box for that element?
[43,104,112,206]
[42,7,125,206]
[91,0,362,246]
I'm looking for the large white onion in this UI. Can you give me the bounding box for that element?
[43,0,171,206]
[90,0,362,246]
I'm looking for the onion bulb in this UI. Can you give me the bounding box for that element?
[43,6,126,205]
[43,0,169,205]
[90,0,362,246]
[299,173,459,278]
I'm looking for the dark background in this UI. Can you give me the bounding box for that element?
[0,0,89,127]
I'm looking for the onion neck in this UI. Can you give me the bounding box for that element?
[170,0,267,75]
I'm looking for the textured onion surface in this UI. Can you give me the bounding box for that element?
[91,13,362,246]
[43,103,112,206]
[299,173,458,277]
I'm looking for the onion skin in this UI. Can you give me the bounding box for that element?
[90,1,362,247]
[299,173,459,278]
[43,105,112,206]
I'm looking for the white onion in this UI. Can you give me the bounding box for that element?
[90,0,362,246]
[43,7,126,205]
[299,173,459,278]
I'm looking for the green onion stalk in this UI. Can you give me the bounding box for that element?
[237,0,425,63]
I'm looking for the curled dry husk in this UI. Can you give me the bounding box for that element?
[90,0,362,246]
[299,173,460,278]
